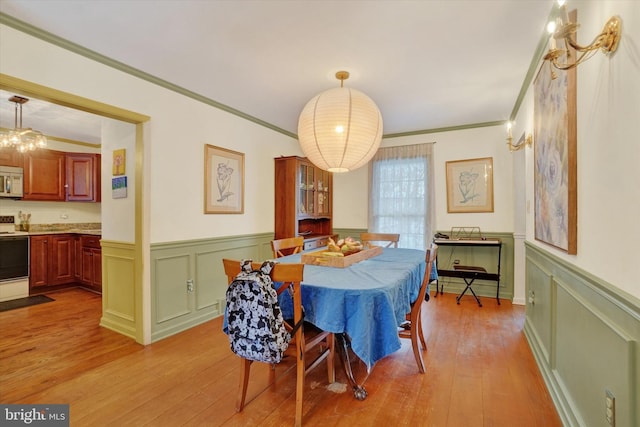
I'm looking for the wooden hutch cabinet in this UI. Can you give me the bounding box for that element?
[274,156,337,250]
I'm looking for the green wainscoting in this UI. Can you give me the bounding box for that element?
[524,242,640,427]
[150,233,274,341]
[100,240,138,340]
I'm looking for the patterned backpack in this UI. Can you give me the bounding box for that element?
[225,259,291,364]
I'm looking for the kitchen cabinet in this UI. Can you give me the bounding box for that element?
[66,153,101,202]
[0,149,23,167]
[274,156,335,248]
[80,235,102,292]
[22,149,101,202]
[23,149,66,201]
[30,234,75,288]
[73,235,83,282]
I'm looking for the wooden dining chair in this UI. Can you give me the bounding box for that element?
[222,258,335,427]
[271,236,305,258]
[398,243,437,373]
[360,232,400,248]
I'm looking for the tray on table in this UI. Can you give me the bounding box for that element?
[301,245,382,268]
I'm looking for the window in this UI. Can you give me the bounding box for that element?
[368,143,435,249]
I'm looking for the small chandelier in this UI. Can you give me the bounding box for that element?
[0,95,48,152]
[298,71,383,173]
[543,0,622,79]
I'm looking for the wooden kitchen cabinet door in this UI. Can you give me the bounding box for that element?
[29,234,74,288]
[0,149,23,167]
[23,149,66,201]
[49,235,74,285]
[29,235,49,288]
[81,235,102,292]
[66,153,101,202]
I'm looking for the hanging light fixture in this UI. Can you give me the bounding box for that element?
[0,95,48,152]
[298,71,383,173]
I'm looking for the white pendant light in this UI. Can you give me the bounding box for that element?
[0,95,47,152]
[298,71,383,173]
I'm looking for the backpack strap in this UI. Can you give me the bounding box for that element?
[259,260,276,275]
[289,315,305,336]
[240,259,253,273]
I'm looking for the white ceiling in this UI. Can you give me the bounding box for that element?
[0,0,553,143]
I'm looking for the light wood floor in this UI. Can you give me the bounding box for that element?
[0,287,561,426]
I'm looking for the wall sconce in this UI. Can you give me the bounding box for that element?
[543,0,622,79]
[506,122,532,152]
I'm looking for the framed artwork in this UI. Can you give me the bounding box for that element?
[112,176,127,199]
[204,144,244,214]
[112,149,126,176]
[533,9,577,254]
[445,157,494,213]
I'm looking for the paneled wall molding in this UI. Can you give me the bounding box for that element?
[526,242,640,318]
[100,240,138,340]
[150,232,274,342]
[524,242,639,427]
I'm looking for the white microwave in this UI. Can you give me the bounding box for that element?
[0,165,24,198]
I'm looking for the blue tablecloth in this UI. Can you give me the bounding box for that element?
[277,248,428,369]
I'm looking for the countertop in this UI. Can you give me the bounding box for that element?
[27,229,102,236]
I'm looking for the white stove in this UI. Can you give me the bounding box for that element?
[0,215,28,236]
[0,215,29,302]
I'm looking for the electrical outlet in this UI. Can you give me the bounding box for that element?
[528,290,536,305]
[605,389,615,427]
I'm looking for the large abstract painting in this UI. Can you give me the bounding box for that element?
[533,32,577,254]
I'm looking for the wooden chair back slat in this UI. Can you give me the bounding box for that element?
[360,232,400,248]
[271,236,305,258]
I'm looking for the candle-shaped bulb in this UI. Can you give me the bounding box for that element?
[547,22,557,49]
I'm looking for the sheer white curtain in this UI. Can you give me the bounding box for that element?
[368,143,435,250]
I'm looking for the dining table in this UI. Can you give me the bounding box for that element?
[276,247,433,399]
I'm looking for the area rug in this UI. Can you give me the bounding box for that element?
[0,295,55,312]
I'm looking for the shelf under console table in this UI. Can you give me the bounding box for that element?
[433,238,502,305]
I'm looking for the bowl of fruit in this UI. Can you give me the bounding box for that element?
[327,237,364,256]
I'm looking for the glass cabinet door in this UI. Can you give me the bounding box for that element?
[316,169,330,215]
[298,163,315,215]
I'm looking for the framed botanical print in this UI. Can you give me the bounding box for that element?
[204,144,244,214]
[446,157,494,213]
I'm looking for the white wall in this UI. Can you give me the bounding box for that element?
[0,24,300,246]
[334,125,514,234]
[101,118,136,242]
[513,0,640,298]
